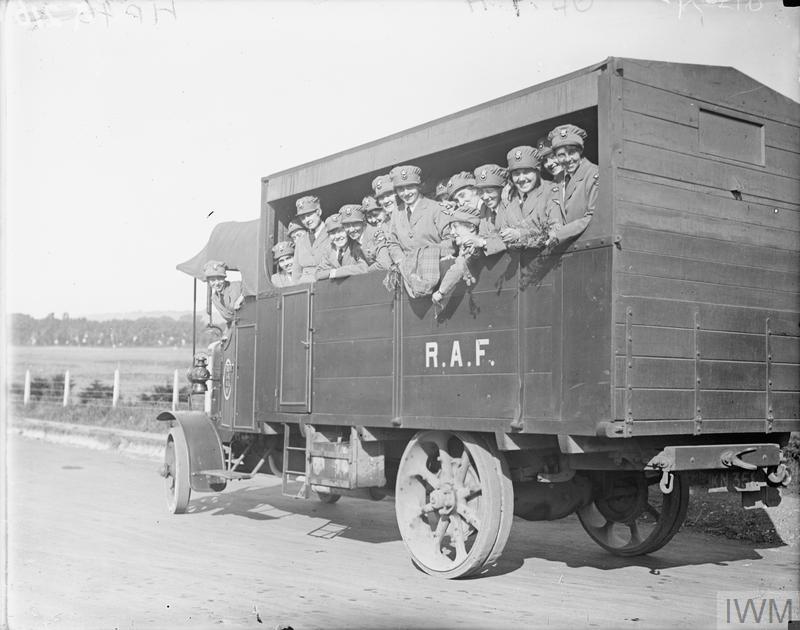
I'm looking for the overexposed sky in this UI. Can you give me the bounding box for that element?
[2,0,798,317]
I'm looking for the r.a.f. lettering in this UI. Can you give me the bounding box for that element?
[425,338,491,368]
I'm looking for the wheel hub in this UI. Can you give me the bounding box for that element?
[429,482,457,514]
[596,474,648,523]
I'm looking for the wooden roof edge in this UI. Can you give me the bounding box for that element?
[261,57,613,185]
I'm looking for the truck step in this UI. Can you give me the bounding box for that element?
[195,469,253,480]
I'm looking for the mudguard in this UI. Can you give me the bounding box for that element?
[157,411,225,492]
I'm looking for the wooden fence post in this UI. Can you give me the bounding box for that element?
[172,369,179,412]
[22,370,31,407]
[23,370,31,406]
[62,370,70,407]
[112,369,120,408]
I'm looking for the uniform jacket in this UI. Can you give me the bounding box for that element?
[550,157,598,243]
[270,271,294,288]
[387,197,450,259]
[497,184,551,231]
[292,223,331,284]
[477,202,507,256]
[211,281,243,323]
[358,224,393,271]
[316,242,369,279]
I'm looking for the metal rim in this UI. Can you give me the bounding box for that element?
[395,431,512,579]
[164,428,191,514]
[577,471,689,557]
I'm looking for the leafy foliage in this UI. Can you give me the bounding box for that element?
[79,379,115,404]
[138,380,190,404]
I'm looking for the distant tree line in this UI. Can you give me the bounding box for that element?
[11,313,214,347]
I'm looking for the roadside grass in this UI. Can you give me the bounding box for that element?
[11,402,170,433]
[10,345,193,400]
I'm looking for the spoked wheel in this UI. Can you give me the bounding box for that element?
[577,471,689,557]
[395,431,513,579]
[164,427,191,514]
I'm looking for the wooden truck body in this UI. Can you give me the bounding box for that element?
[159,58,799,578]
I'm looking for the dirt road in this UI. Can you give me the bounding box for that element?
[7,434,798,629]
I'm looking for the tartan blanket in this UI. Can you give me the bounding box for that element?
[384,246,442,298]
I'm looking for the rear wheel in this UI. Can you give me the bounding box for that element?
[577,471,689,556]
[164,427,191,514]
[395,431,513,579]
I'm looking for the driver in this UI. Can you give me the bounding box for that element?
[203,260,243,323]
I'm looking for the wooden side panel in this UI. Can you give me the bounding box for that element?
[278,289,312,412]
[560,247,613,424]
[255,295,280,419]
[311,273,394,420]
[611,74,799,432]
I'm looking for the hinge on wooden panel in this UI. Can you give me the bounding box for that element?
[765,318,774,434]
[624,307,634,437]
[694,312,702,436]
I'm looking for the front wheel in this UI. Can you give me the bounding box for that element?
[164,427,191,514]
[577,471,689,556]
[395,431,513,579]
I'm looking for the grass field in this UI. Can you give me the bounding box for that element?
[9,345,195,402]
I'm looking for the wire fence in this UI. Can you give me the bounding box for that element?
[10,368,205,412]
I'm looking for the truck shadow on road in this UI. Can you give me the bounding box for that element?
[487,515,786,577]
[186,483,787,577]
[186,483,403,544]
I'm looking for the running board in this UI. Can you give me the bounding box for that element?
[195,470,253,480]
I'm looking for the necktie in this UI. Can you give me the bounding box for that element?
[337,249,344,266]
[309,231,315,246]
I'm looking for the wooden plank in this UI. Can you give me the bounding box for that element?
[313,376,392,416]
[524,327,552,373]
[622,79,698,127]
[618,227,799,277]
[618,204,799,253]
[618,274,799,312]
[698,361,765,391]
[621,141,800,206]
[402,329,517,376]
[619,61,800,128]
[613,324,694,359]
[402,374,519,419]
[313,271,392,310]
[622,76,800,154]
[522,283,554,327]
[617,172,800,233]
[619,250,799,295]
[628,389,694,420]
[314,339,393,378]
[523,373,553,419]
[314,303,393,342]
[614,357,695,389]
[622,110,800,180]
[773,364,800,392]
[403,288,519,337]
[615,360,799,394]
[700,391,799,420]
[774,335,800,364]
[615,297,799,335]
[699,331,764,363]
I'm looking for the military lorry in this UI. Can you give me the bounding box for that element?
[158,58,799,579]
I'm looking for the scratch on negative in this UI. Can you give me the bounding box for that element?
[730,86,764,98]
